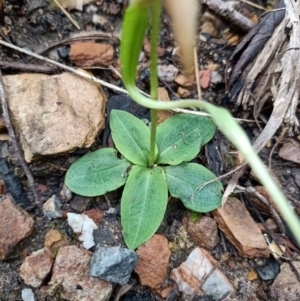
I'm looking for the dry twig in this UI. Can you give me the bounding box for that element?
[200,0,255,32]
[0,60,58,73]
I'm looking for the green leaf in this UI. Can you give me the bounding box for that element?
[156,114,215,165]
[110,110,157,166]
[121,165,168,249]
[165,163,223,212]
[120,2,150,87]
[65,148,130,197]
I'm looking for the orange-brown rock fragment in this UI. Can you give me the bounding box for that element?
[69,42,114,67]
[212,197,269,258]
[174,73,195,89]
[187,216,219,250]
[19,247,53,288]
[0,198,34,259]
[51,245,112,301]
[199,70,211,89]
[44,229,69,253]
[134,234,171,289]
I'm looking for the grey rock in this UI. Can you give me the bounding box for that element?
[256,259,280,281]
[60,184,73,202]
[90,245,138,285]
[43,195,62,219]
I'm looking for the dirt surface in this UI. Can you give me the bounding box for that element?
[1,0,300,301]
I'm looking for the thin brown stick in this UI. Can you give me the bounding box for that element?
[0,60,58,73]
[200,0,254,32]
[194,47,201,99]
[0,70,39,206]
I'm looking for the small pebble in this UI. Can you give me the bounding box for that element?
[43,195,62,219]
[21,288,35,301]
[90,245,138,285]
[256,259,280,280]
[247,269,258,281]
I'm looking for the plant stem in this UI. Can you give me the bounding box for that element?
[126,85,300,245]
[148,0,161,167]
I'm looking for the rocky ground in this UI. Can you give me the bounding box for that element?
[1,0,300,300]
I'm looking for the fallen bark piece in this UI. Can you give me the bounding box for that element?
[0,198,34,259]
[171,247,234,299]
[69,42,114,66]
[278,139,300,164]
[51,246,112,301]
[186,216,219,250]
[19,248,53,288]
[134,234,171,289]
[3,72,106,162]
[270,261,300,301]
[212,197,269,258]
